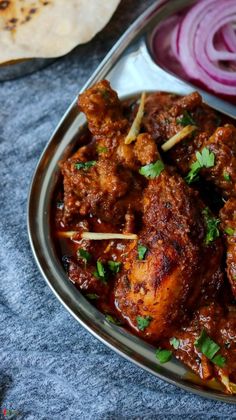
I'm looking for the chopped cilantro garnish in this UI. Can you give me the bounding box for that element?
[105,314,122,325]
[86,293,99,300]
[195,329,220,359]
[185,161,202,184]
[138,244,148,260]
[74,161,96,170]
[139,160,165,179]
[176,110,196,127]
[77,249,91,263]
[169,337,180,350]
[223,171,231,182]
[225,227,234,236]
[136,315,152,331]
[196,148,215,168]
[97,261,106,277]
[108,260,121,274]
[97,146,108,154]
[194,329,226,367]
[155,348,172,364]
[211,354,226,368]
[93,261,107,283]
[185,148,215,184]
[202,207,220,245]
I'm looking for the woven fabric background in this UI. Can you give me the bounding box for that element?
[0,1,235,418]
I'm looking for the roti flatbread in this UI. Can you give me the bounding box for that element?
[0,0,120,64]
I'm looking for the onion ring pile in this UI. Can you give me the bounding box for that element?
[153,0,236,98]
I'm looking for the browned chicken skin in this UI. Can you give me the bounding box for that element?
[169,304,236,384]
[55,80,236,393]
[60,81,158,225]
[144,91,236,198]
[115,169,223,341]
[220,198,236,298]
[200,125,236,198]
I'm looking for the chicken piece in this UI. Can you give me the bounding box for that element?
[144,90,236,199]
[141,92,180,140]
[61,154,143,225]
[198,125,236,198]
[169,304,236,390]
[220,198,236,298]
[143,91,218,147]
[78,80,158,169]
[114,169,223,341]
[78,79,128,140]
[116,132,159,170]
[60,81,159,225]
[68,258,108,297]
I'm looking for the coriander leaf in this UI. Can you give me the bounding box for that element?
[108,260,121,274]
[194,329,220,360]
[77,249,91,263]
[74,161,96,171]
[176,110,196,126]
[139,160,164,179]
[93,261,107,283]
[211,354,226,368]
[97,261,106,277]
[97,146,108,154]
[169,337,180,350]
[225,227,234,236]
[138,244,148,260]
[200,147,215,168]
[185,161,201,184]
[136,315,152,331]
[185,148,215,184]
[105,314,122,325]
[223,171,231,182]
[202,207,220,245]
[86,293,99,300]
[155,348,172,364]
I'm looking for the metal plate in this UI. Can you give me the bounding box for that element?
[27,0,236,403]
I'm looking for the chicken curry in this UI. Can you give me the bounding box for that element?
[53,80,236,394]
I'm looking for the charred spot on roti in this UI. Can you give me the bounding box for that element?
[0,1,10,10]
[1,1,52,32]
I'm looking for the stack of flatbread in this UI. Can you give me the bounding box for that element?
[0,0,120,64]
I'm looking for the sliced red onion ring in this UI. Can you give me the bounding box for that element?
[221,24,236,52]
[195,11,236,84]
[178,0,216,80]
[170,20,181,60]
[176,0,236,95]
[153,15,183,70]
[206,21,236,61]
[153,0,236,97]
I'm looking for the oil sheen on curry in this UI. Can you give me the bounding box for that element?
[53,80,236,394]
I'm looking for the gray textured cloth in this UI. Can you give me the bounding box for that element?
[0,1,235,418]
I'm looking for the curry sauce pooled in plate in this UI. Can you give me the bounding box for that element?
[53,80,236,394]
